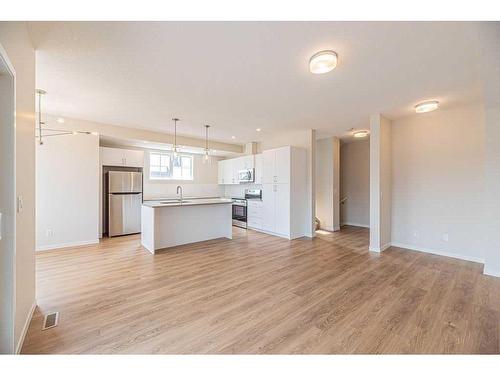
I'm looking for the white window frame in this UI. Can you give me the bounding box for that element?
[149,151,194,181]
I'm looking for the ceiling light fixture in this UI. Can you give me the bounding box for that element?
[172,117,180,159]
[415,100,439,113]
[353,130,369,138]
[203,124,212,165]
[56,117,65,123]
[231,136,236,139]
[309,50,338,74]
[256,128,261,132]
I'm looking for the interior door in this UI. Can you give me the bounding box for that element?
[261,150,276,184]
[262,184,275,232]
[274,183,290,236]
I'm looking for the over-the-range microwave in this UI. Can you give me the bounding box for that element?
[238,168,255,183]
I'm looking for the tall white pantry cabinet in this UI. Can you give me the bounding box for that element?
[261,146,307,239]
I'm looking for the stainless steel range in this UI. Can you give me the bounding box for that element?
[231,189,262,229]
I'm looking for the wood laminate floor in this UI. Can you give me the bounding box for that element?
[22,226,500,354]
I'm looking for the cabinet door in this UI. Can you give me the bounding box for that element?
[275,147,290,184]
[101,147,126,166]
[274,183,290,236]
[242,155,254,170]
[261,150,276,184]
[217,160,225,184]
[262,184,275,232]
[254,154,263,184]
[123,149,144,167]
[223,159,235,184]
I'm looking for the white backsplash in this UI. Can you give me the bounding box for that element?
[223,183,263,198]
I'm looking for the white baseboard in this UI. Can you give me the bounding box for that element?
[390,242,485,264]
[15,300,36,354]
[483,264,500,277]
[36,239,99,252]
[369,242,391,253]
[341,222,370,228]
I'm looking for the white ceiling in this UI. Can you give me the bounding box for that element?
[30,21,484,144]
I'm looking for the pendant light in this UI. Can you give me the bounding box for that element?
[172,118,180,156]
[203,124,212,165]
[172,117,182,166]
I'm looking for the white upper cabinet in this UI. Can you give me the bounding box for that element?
[254,154,263,184]
[261,150,276,184]
[217,154,256,185]
[217,161,225,184]
[100,147,144,168]
[274,147,290,184]
[262,147,290,184]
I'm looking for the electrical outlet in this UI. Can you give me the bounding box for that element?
[413,230,419,238]
[46,229,53,237]
[442,233,449,242]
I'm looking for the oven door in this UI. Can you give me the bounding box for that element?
[232,203,247,228]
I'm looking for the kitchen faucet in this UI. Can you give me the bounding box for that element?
[176,185,183,202]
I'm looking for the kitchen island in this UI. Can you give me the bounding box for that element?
[141,198,233,254]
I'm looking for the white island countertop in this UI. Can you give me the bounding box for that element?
[143,197,232,208]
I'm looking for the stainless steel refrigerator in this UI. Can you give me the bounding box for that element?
[108,171,143,237]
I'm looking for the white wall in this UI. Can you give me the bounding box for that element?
[340,139,370,227]
[315,137,340,231]
[143,150,223,199]
[391,104,486,263]
[0,22,36,353]
[478,23,500,276]
[36,133,100,250]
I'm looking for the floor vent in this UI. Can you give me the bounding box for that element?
[42,312,59,330]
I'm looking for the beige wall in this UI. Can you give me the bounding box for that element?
[340,139,369,227]
[369,114,392,252]
[0,22,36,352]
[391,103,485,262]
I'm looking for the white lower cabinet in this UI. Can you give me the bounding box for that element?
[247,200,263,230]
[262,184,290,236]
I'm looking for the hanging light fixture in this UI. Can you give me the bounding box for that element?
[35,89,97,145]
[203,124,212,165]
[172,118,180,156]
[36,89,47,145]
[171,117,182,166]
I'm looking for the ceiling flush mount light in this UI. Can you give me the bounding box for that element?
[56,117,65,123]
[415,100,439,113]
[309,50,338,74]
[231,136,236,139]
[256,128,261,132]
[353,130,369,138]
